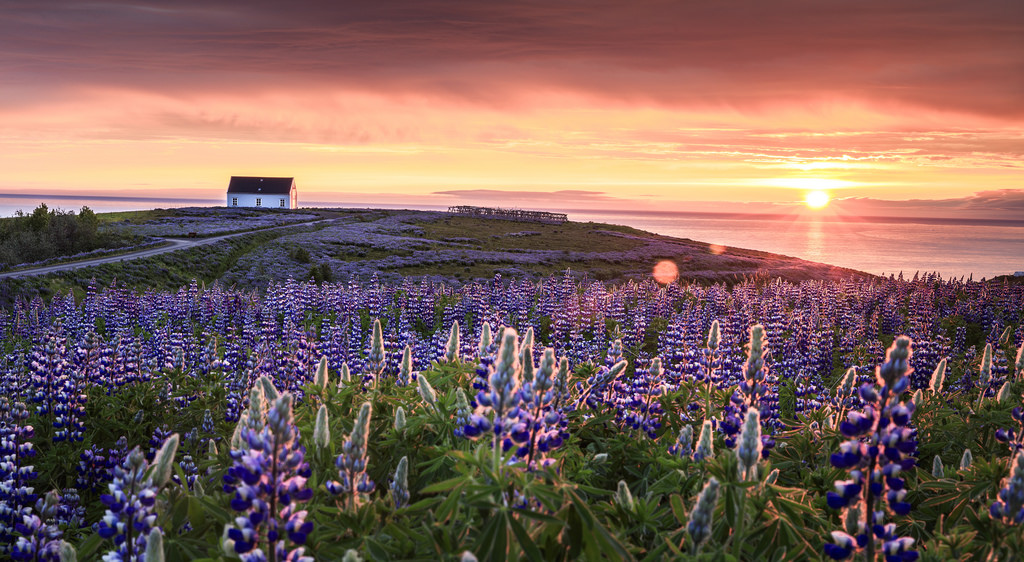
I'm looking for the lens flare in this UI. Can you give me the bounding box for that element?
[652,260,679,284]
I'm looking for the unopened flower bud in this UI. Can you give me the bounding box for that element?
[394,406,407,432]
[960,448,973,471]
[314,405,330,449]
[314,356,329,389]
[614,480,634,511]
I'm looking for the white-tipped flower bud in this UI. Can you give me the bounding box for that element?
[707,320,720,351]
[342,549,364,562]
[911,389,923,406]
[352,402,373,455]
[997,381,1012,404]
[231,411,248,450]
[960,448,973,471]
[397,345,413,387]
[764,468,779,485]
[521,343,535,383]
[929,359,947,393]
[314,356,329,389]
[394,406,407,432]
[999,326,1013,346]
[445,321,461,362]
[338,362,352,388]
[477,322,491,357]
[839,367,857,397]
[979,343,993,388]
[151,433,180,488]
[417,374,438,410]
[145,528,164,562]
[614,480,634,511]
[592,453,608,465]
[258,375,280,403]
[314,405,330,449]
[368,319,386,375]
[460,552,479,562]
[57,541,77,562]
[932,455,944,478]
[695,419,715,460]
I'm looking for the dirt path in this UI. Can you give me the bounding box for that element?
[0,219,330,279]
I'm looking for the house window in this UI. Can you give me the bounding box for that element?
[256,198,261,207]
[280,198,286,207]
[231,197,237,206]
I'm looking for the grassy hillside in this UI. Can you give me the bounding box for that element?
[0,207,870,304]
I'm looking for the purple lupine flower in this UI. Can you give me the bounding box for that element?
[97,444,168,561]
[223,393,313,562]
[326,402,374,510]
[990,450,1024,525]
[824,336,918,562]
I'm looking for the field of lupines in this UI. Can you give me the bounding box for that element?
[1,271,1023,561]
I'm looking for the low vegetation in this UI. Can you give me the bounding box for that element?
[0,204,141,271]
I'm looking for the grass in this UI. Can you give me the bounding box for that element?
[412,216,647,253]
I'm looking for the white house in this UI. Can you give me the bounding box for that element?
[226,176,297,209]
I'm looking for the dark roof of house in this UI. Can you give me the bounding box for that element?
[227,176,295,195]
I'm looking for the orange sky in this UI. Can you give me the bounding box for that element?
[2,1,1022,218]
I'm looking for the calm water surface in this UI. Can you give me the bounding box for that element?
[571,210,1024,280]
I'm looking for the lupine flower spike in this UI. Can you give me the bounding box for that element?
[824,336,918,562]
[978,343,993,407]
[222,393,314,562]
[394,406,407,433]
[417,375,438,411]
[445,321,460,363]
[396,346,413,388]
[687,477,719,554]
[736,409,762,481]
[929,359,946,393]
[314,405,330,450]
[960,449,973,471]
[327,402,374,510]
[390,456,409,509]
[694,420,714,461]
[614,481,634,511]
[990,450,1024,524]
[314,356,329,390]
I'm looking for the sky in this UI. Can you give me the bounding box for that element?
[2,0,1023,219]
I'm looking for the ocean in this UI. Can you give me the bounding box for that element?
[570,209,1024,280]
[2,194,1021,280]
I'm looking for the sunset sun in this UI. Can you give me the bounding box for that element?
[805,190,830,210]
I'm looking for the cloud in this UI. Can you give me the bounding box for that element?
[833,189,1024,221]
[2,1,1022,118]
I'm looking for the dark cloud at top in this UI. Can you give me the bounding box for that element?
[3,0,1022,116]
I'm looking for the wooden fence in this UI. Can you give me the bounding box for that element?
[447,205,567,224]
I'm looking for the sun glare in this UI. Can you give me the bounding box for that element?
[804,190,830,209]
